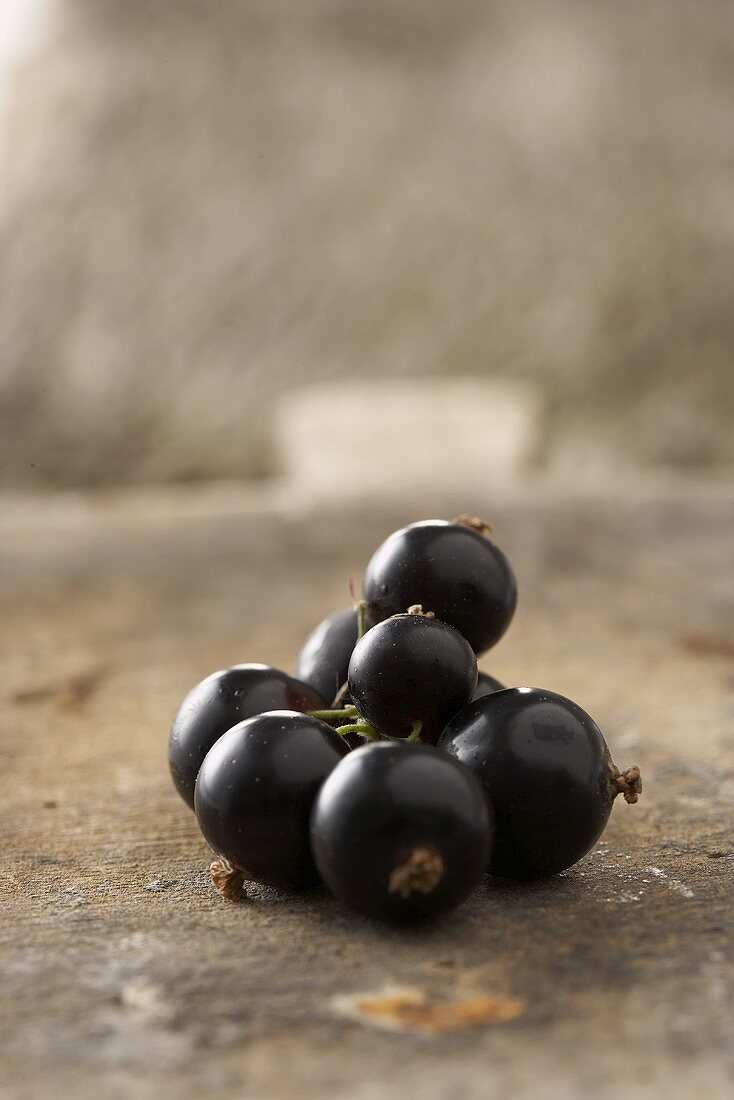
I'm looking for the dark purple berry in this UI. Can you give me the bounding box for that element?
[348,612,477,743]
[295,607,359,705]
[195,711,348,890]
[438,687,642,879]
[168,665,325,809]
[363,518,517,655]
[310,741,493,921]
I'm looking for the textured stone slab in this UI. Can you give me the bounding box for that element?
[1,482,733,1099]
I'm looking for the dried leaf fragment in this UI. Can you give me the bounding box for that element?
[333,985,525,1034]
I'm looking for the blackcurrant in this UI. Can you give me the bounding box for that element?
[472,671,505,701]
[347,612,477,743]
[168,664,326,809]
[310,742,493,921]
[438,687,642,880]
[195,711,349,891]
[295,607,359,705]
[363,517,517,655]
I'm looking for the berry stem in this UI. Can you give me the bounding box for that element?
[608,762,643,804]
[388,846,444,898]
[310,701,380,741]
[406,604,435,619]
[356,599,368,641]
[210,858,249,901]
[408,720,423,741]
[309,706,359,720]
[453,514,494,536]
[335,720,380,741]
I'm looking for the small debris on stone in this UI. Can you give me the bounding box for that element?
[332,986,524,1034]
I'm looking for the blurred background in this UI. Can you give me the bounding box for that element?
[1,0,734,496]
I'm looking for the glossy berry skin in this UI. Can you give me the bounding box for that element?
[363,520,517,655]
[310,742,493,921]
[438,687,623,880]
[168,665,326,809]
[295,607,359,705]
[472,671,505,701]
[348,614,477,743]
[195,711,349,889]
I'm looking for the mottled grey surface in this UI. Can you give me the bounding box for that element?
[1,482,733,1098]
[2,0,734,488]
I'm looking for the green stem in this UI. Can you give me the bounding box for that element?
[356,599,368,641]
[336,720,380,741]
[308,706,359,720]
[408,720,423,742]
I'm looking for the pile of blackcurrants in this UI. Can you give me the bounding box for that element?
[168,516,642,922]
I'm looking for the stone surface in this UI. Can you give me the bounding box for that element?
[1,481,733,1098]
[2,0,734,489]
